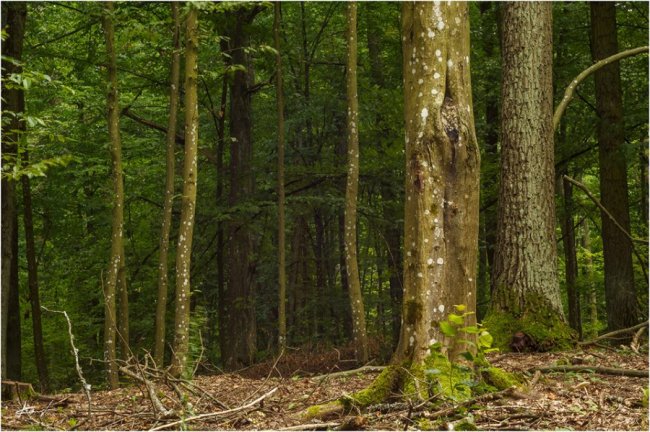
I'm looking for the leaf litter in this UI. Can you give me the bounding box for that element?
[2,346,647,431]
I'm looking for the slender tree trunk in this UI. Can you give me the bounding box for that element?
[344,2,369,364]
[21,151,50,392]
[274,1,287,351]
[153,1,181,368]
[223,9,258,370]
[170,4,199,378]
[561,173,581,339]
[101,1,125,388]
[581,218,598,338]
[1,1,26,382]
[640,135,648,227]
[590,2,638,334]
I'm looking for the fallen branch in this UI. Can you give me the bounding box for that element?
[531,365,648,378]
[279,422,342,431]
[578,320,649,346]
[41,306,91,418]
[149,387,277,431]
[119,366,175,419]
[309,365,386,381]
[417,386,523,420]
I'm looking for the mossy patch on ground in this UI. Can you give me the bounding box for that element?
[481,367,521,390]
[483,311,576,351]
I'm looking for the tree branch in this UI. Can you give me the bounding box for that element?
[553,45,649,131]
[578,320,649,346]
[531,365,648,378]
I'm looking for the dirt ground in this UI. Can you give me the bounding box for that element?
[2,347,648,431]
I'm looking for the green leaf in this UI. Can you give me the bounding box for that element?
[454,304,466,312]
[478,331,494,348]
[448,313,464,325]
[460,351,474,362]
[440,321,457,337]
[462,325,480,334]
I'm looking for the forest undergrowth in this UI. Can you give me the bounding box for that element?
[2,343,648,431]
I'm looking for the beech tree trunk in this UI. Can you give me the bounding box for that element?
[274,1,287,351]
[344,1,369,364]
[487,2,572,349]
[153,1,181,368]
[170,4,199,378]
[101,1,125,389]
[395,0,479,368]
[590,2,638,334]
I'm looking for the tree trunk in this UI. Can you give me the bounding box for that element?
[222,8,258,370]
[274,1,287,351]
[1,0,26,383]
[590,2,638,334]
[170,4,199,378]
[118,242,129,359]
[101,1,125,389]
[400,0,479,368]
[153,1,181,369]
[21,151,50,392]
[581,218,599,338]
[561,173,581,339]
[487,2,572,350]
[344,1,369,364]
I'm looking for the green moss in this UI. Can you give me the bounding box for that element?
[422,352,472,400]
[481,367,521,390]
[301,401,344,420]
[348,366,400,407]
[483,308,576,351]
[416,418,440,430]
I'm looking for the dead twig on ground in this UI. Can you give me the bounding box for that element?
[531,365,648,378]
[279,422,342,431]
[149,387,278,431]
[42,306,92,418]
[578,321,649,346]
[119,366,175,418]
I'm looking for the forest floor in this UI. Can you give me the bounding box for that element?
[2,346,648,431]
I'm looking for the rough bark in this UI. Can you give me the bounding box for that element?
[590,2,638,334]
[2,0,26,382]
[487,2,571,349]
[343,1,369,364]
[274,1,287,350]
[222,8,258,370]
[21,151,50,392]
[101,1,124,389]
[153,1,181,368]
[170,4,199,378]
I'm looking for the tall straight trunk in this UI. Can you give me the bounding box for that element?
[581,218,598,337]
[344,2,368,364]
[170,4,199,378]
[21,151,50,392]
[590,2,638,333]
[153,1,181,368]
[213,72,228,359]
[274,1,287,350]
[396,0,479,367]
[1,1,26,382]
[640,135,648,227]
[561,174,581,339]
[101,1,125,389]
[223,9,258,370]
[488,2,570,349]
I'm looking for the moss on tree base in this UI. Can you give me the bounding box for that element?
[483,311,576,351]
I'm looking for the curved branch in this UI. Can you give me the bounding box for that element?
[553,46,649,131]
[532,365,648,378]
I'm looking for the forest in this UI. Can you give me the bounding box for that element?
[1,1,649,430]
